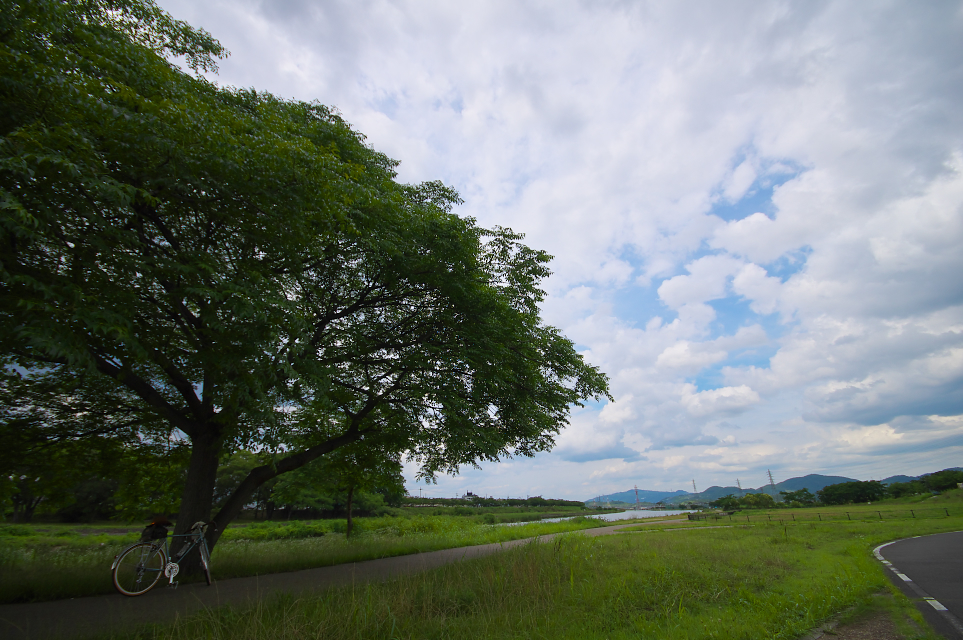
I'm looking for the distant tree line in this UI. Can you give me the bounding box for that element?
[708,469,963,510]
[1,443,407,526]
[401,496,584,508]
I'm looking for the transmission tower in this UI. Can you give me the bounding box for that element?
[737,478,742,491]
[767,469,778,500]
[692,479,697,494]
[634,484,641,511]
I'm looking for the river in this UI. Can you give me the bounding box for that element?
[503,508,696,526]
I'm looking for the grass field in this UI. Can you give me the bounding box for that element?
[695,488,963,525]
[102,514,962,640]
[0,512,684,603]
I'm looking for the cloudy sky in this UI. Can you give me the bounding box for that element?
[157,0,963,499]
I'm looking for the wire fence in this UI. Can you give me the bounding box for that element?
[688,507,957,524]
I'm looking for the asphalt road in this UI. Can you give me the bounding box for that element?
[877,530,963,639]
[0,518,697,640]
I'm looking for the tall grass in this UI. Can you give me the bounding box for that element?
[107,517,963,640]
[0,515,664,603]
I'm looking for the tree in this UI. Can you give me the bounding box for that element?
[779,488,816,506]
[920,469,963,492]
[740,492,776,509]
[0,0,609,564]
[885,481,926,499]
[709,494,740,511]
[816,481,886,505]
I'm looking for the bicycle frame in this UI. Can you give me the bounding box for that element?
[111,523,211,587]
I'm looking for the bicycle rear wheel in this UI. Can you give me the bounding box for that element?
[112,542,167,596]
[199,541,212,586]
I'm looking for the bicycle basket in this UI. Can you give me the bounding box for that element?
[139,522,169,542]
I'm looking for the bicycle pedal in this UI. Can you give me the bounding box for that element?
[168,581,179,589]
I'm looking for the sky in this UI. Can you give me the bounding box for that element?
[156,0,963,500]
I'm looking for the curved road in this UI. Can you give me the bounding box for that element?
[0,519,703,640]
[877,530,963,639]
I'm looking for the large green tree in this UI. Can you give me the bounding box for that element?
[0,0,609,559]
[816,481,886,505]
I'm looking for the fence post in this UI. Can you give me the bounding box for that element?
[878,511,882,520]
[911,510,914,518]
[818,514,821,521]
[768,514,771,521]
[946,509,950,517]
[791,514,795,521]
[846,513,850,520]
[747,515,750,523]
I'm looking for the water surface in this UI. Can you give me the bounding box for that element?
[503,509,696,526]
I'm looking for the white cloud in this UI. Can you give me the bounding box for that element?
[657,255,744,310]
[723,159,758,203]
[732,263,783,315]
[656,342,726,372]
[683,385,762,417]
[156,0,963,499]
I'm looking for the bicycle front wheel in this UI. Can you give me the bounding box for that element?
[112,542,167,596]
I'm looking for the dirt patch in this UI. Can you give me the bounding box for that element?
[813,591,934,640]
[824,613,904,639]
[72,528,137,535]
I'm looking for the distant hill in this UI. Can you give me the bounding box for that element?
[881,475,917,484]
[588,468,961,506]
[682,485,744,501]
[588,489,688,504]
[658,474,858,504]
[881,468,963,484]
[771,474,855,493]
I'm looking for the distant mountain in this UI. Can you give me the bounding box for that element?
[881,475,918,485]
[587,489,688,504]
[658,474,858,504]
[882,468,963,484]
[772,474,855,493]
[683,485,745,501]
[589,468,959,506]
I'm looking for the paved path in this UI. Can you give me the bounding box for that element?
[0,518,689,640]
[876,530,963,639]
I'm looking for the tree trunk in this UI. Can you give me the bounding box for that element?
[345,484,355,538]
[12,484,42,523]
[173,427,221,576]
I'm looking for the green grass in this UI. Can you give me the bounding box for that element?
[0,514,685,603]
[102,516,963,640]
[695,489,963,525]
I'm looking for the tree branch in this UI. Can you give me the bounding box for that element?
[90,352,196,437]
[210,427,365,545]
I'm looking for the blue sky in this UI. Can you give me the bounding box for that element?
[158,0,963,499]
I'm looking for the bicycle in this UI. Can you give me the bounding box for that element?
[111,520,214,596]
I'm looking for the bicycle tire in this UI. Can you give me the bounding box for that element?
[112,542,167,596]
[199,540,212,586]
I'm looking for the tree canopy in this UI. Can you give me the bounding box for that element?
[0,0,609,550]
[816,481,886,505]
[779,488,816,506]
